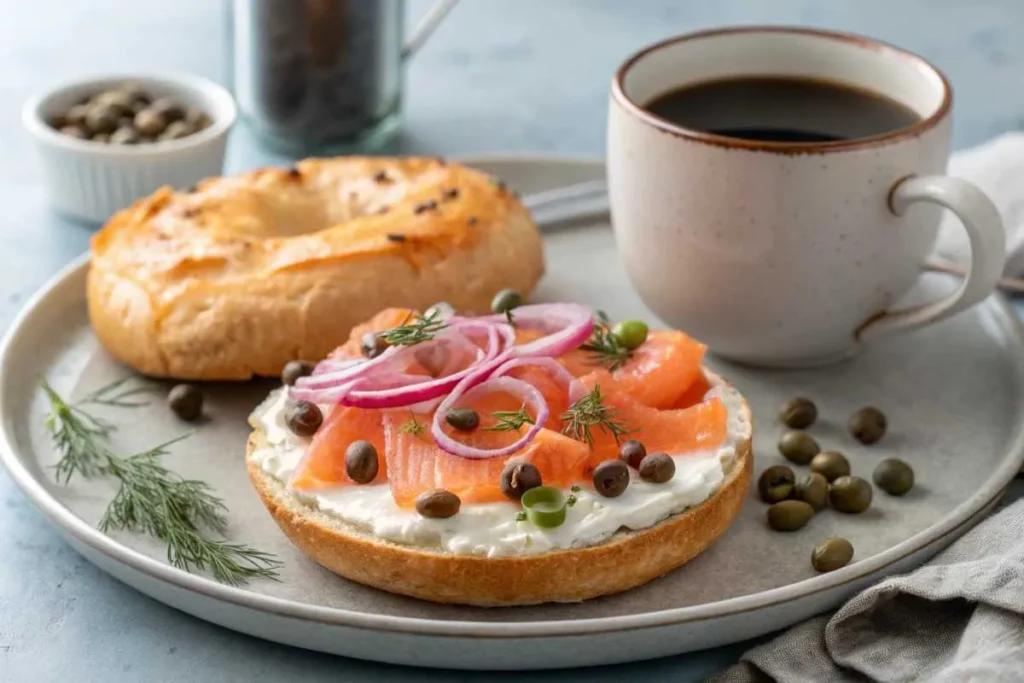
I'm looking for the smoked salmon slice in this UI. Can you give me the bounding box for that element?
[559,330,707,409]
[290,405,387,490]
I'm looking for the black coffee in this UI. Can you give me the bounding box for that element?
[643,77,921,143]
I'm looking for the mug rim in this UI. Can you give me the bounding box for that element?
[611,25,953,153]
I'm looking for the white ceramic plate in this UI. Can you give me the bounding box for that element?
[3,156,1024,670]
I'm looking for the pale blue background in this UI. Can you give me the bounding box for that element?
[3,1,1024,680]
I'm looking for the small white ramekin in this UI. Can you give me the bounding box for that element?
[22,73,237,224]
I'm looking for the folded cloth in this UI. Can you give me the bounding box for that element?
[710,499,1024,683]
[936,132,1024,276]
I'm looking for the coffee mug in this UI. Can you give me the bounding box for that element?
[607,27,1005,367]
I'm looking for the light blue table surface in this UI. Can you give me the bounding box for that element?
[3,1,1024,681]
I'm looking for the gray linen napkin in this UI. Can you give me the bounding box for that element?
[711,499,1024,683]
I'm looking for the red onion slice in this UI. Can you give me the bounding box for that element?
[491,356,588,403]
[482,303,593,358]
[431,374,549,459]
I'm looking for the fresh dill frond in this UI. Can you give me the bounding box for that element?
[380,309,448,347]
[398,417,427,438]
[483,405,535,432]
[515,511,527,522]
[504,308,515,326]
[560,383,632,449]
[579,311,632,370]
[41,379,282,586]
[78,376,155,408]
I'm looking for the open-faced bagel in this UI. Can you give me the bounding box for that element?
[87,157,543,380]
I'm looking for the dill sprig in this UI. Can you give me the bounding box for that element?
[380,309,448,347]
[483,405,535,432]
[398,417,427,438]
[579,311,632,371]
[41,378,282,586]
[560,383,632,449]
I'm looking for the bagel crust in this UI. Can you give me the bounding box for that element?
[88,157,544,380]
[246,370,752,607]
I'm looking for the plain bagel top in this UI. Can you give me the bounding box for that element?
[87,156,544,380]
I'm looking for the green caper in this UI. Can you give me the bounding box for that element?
[779,397,817,429]
[345,440,379,484]
[167,383,202,421]
[445,407,480,432]
[490,288,523,314]
[281,360,315,386]
[415,489,461,518]
[794,472,829,511]
[285,400,323,437]
[611,320,649,350]
[757,465,796,504]
[94,89,136,115]
[64,104,91,127]
[829,476,873,513]
[160,120,195,141]
[149,96,186,122]
[778,431,820,465]
[134,108,168,137]
[85,104,119,135]
[872,458,914,496]
[849,406,887,445]
[60,125,89,140]
[766,500,815,531]
[810,451,850,482]
[109,126,139,145]
[91,132,110,143]
[811,537,855,572]
[638,452,675,483]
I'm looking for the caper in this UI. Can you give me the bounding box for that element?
[490,288,523,314]
[592,459,630,498]
[281,360,315,386]
[794,472,829,511]
[361,332,389,359]
[829,476,873,513]
[611,319,649,350]
[149,97,186,122]
[85,104,119,134]
[184,107,210,130]
[618,439,646,469]
[109,126,139,145]
[766,500,815,531]
[638,452,675,483]
[94,89,135,115]
[777,431,820,465]
[873,458,914,496]
[500,461,542,500]
[160,120,195,141]
[90,132,110,143]
[59,125,89,140]
[810,451,850,482]
[779,397,817,429]
[344,440,379,484]
[757,465,795,503]
[811,538,854,572]
[445,407,480,432]
[134,108,168,137]
[415,489,461,518]
[121,82,150,106]
[167,383,202,421]
[849,407,887,445]
[285,400,323,437]
[64,104,91,127]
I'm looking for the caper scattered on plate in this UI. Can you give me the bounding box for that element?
[415,489,461,519]
[285,400,323,437]
[767,500,815,531]
[757,465,796,504]
[849,406,887,445]
[810,451,850,482]
[618,439,646,469]
[638,452,675,484]
[281,360,315,386]
[873,458,915,496]
[611,319,649,350]
[49,84,211,145]
[167,383,202,421]
[811,537,854,572]
[345,440,380,484]
[778,431,820,465]
[592,459,630,498]
[361,332,389,359]
[500,461,543,500]
[829,475,873,513]
[779,397,817,429]
[445,407,480,432]
[491,288,523,314]
[794,472,829,511]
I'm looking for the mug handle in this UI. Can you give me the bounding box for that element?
[855,175,1006,342]
[402,0,461,61]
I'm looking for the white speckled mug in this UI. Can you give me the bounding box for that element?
[608,27,1005,367]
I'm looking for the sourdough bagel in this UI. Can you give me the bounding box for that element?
[87,157,543,380]
[246,368,752,607]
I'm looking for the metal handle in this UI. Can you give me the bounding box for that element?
[402,0,460,61]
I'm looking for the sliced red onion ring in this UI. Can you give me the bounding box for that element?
[431,374,549,459]
[491,356,588,403]
[482,303,593,358]
[298,344,403,390]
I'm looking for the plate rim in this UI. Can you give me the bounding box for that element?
[3,155,1024,640]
